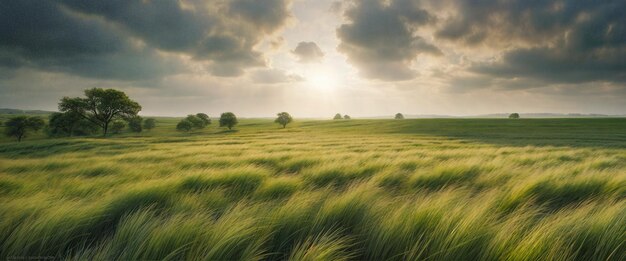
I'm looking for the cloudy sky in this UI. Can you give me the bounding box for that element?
[1,0,625,117]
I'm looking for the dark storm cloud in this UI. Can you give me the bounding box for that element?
[292,42,325,63]
[0,0,292,80]
[435,0,626,87]
[0,0,179,80]
[336,0,626,87]
[336,0,440,81]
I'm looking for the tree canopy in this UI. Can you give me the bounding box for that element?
[395,113,404,119]
[58,88,141,136]
[46,112,98,137]
[196,113,211,126]
[333,113,343,120]
[343,115,351,120]
[5,116,45,142]
[509,113,520,119]
[275,112,293,128]
[219,112,238,130]
[110,121,126,134]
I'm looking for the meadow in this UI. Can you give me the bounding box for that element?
[0,118,625,260]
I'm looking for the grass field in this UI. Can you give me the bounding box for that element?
[0,118,625,260]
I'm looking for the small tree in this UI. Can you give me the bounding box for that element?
[275,112,293,128]
[333,113,342,120]
[219,112,238,130]
[143,118,156,131]
[196,113,211,126]
[343,115,351,120]
[127,116,143,133]
[177,119,193,132]
[509,113,520,119]
[4,116,45,142]
[58,88,141,136]
[110,121,126,134]
[395,113,404,119]
[186,115,206,129]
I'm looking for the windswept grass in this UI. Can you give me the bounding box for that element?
[0,118,625,260]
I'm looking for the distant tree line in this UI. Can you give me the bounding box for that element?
[2,88,157,142]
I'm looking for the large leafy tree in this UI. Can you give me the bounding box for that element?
[59,88,141,136]
[4,116,45,142]
[333,113,343,120]
[219,112,238,130]
[395,113,404,120]
[274,112,293,128]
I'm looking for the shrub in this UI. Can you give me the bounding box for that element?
[143,118,156,131]
[176,119,193,132]
[127,116,143,133]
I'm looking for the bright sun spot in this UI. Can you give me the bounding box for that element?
[306,66,339,91]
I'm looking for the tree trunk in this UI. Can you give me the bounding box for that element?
[17,134,23,142]
[103,122,109,137]
[283,124,286,128]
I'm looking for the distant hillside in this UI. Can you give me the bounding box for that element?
[0,108,56,115]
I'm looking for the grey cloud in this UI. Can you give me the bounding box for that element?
[442,0,626,87]
[0,0,293,80]
[0,1,181,80]
[250,69,304,84]
[336,0,440,81]
[292,42,325,63]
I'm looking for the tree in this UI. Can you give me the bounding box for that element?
[143,118,156,131]
[395,113,404,120]
[196,113,211,126]
[46,112,98,137]
[333,113,343,120]
[186,114,206,129]
[127,116,143,133]
[275,112,293,128]
[110,121,126,134]
[58,88,141,136]
[343,115,351,120]
[176,119,193,132]
[4,116,45,142]
[509,113,520,119]
[219,112,238,130]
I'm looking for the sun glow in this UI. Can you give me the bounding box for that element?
[306,66,339,91]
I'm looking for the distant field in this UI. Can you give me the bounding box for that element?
[0,118,625,260]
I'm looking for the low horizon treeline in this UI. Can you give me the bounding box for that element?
[1,88,521,142]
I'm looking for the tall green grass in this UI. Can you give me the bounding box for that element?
[0,118,624,260]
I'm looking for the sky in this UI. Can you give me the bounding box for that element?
[0,0,625,117]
